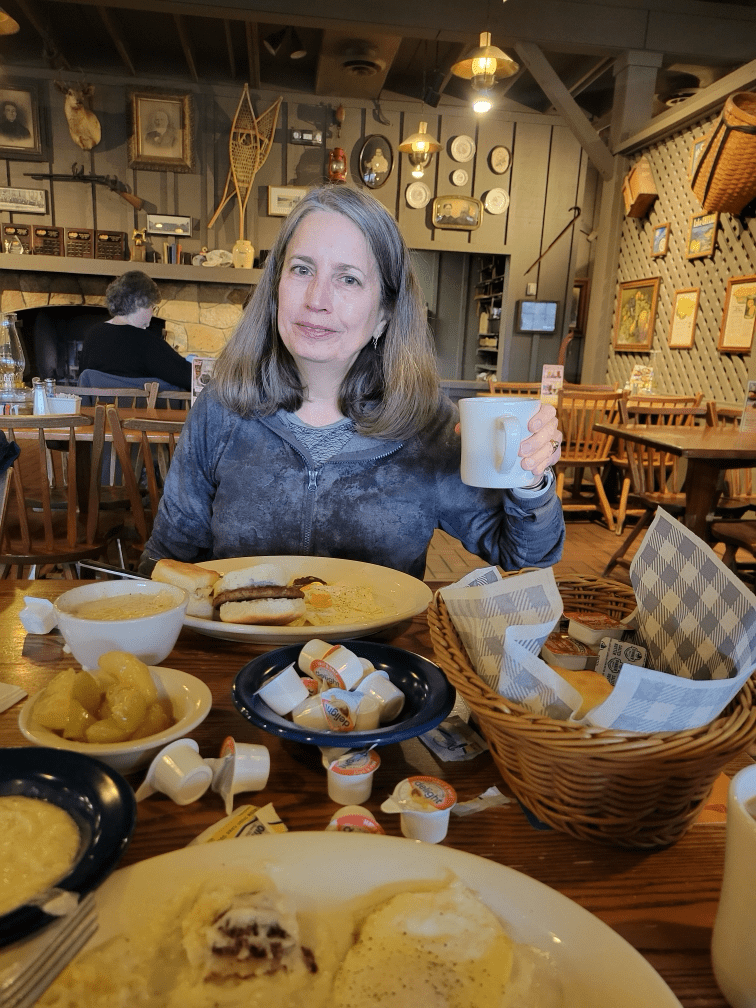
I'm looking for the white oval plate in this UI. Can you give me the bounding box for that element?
[484,187,510,214]
[451,168,468,187]
[78,834,682,1008]
[405,181,431,208]
[490,145,511,174]
[450,134,475,162]
[184,556,433,644]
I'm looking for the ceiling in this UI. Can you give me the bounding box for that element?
[0,0,751,124]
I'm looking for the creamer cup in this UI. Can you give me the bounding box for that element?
[304,642,364,690]
[135,737,212,805]
[298,638,332,673]
[358,672,405,722]
[205,736,271,815]
[354,693,382,730]
[381,775,457,843]
[19,596,57,634]
[292,688,361,732]
[327,750,381,804]
[326,805,385,834]
[255,662,309,716]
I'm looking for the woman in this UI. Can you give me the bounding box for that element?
[80,271,191,390]
[140,186,563,578]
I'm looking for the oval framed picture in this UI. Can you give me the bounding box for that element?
[451,169,468,187]
[450,135,475,162]
[484,188,510,215]
[489,146,511,174]
[358,135,393,189]
[405,181,431,209]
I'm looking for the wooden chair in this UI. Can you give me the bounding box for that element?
[564,382,620,391]
[706,404,756,519]
[155,389,192,411]
[710,519,756,586]
[554,389,625,530]
[0,411,108,578]
[485,380,541,396]
[106,405,185,551]
[602,403,712,578]
[63,381,159,408]
[611,394,705,534]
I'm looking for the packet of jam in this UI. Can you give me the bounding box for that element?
[564,610,626,647]
[541,631,598,670]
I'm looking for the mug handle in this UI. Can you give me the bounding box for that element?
[493,415,520,473]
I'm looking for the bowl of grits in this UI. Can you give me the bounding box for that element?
[0,746,136,948]
[54,580,189,670]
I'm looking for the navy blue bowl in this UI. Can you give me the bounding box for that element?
[0,747,137,948]
[233,640,455,747]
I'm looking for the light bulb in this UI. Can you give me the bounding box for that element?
[471,54,498,77]
[473,94,493,114]
[411,166,425,178]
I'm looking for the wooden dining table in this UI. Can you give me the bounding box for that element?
[0,578,748,1008]
[594,421,756,542]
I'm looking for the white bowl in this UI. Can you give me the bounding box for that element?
[18,667,212,774]
[53,580,188,670]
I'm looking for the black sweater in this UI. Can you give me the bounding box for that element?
[80,321,192,389]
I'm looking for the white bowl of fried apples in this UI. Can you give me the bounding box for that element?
[53,580,188,670]
[18,650,212,774]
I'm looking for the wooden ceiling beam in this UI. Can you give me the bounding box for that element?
[245,21,260,89]
[173,12,199,82]
[96,5,136,76]
[223,18,236,79]
[13,0,71,70]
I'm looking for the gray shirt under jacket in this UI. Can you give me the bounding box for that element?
[143,389,565,580]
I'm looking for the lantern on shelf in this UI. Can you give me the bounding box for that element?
[328,147,347,183]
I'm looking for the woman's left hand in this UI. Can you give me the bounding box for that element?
[519,402,561,481]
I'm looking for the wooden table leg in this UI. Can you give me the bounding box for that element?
[683,461,722,542]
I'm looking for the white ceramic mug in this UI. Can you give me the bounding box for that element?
[711,764,756,1008]
[458,396,540,488]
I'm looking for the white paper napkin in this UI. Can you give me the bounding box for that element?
[0,683,26,714]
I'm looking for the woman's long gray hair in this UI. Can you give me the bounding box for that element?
[212,185,440,439]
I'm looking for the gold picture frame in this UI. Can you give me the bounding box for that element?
[650,221,669,258]
[685,211,718,259]
[613,277,660,352]
[128,90,194,173]
[718,274,756,354]
[668,287,700,349]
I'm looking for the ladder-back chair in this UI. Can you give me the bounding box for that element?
[0,410,108,578]
[554,389,625,530]
[485,380,541,396]
[706,404,756,519]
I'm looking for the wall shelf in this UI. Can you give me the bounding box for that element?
[0,254,261,285]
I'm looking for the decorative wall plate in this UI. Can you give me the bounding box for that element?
[405,181,431,209]
[484,188,510,215]
[451,169,468,187]
[450,135,475,162]
[489,146,511,174]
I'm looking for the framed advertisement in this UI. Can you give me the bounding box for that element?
[718,274,756,353]
[650,221,669,258]
[668,287,700,349]
[685,211,718,259]
[128,90,194,172]
[431,196,482,230]
[268,186,307,216]
[0,81,45,161]
[613,277,660,352]
[358,135,393,189]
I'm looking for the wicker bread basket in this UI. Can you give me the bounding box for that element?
[691,92,756,214]
[427,575,756,849]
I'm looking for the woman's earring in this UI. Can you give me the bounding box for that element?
[373,320,388,350]
[372,334,380,350]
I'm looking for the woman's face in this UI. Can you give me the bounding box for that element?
[276,209,386,373]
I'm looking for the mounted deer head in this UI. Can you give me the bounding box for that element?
[54,81,101,150]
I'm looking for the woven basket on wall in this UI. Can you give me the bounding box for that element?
[691,92,756,214]
[427,575,756,849]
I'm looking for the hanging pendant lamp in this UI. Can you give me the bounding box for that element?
[451,32,518,112]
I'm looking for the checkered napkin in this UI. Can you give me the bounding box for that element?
[439,567,579,718]
[584,509,756,732]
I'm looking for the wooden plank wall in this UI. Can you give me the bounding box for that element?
[607,112,756,404]
[1,74,591,381]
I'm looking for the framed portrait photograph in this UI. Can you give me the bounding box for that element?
[128,90,194,172]
[718,274,756,353]
[0,187,46,214]
[668,287,700,349]
[268,185,308,216]
[650,221,670,258]
[358,135,393,189]
[613,277,660,352]
[686,211,718,259]
[0,82,45,160]
[431,195,482,231]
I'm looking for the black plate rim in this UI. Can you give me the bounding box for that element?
[232,638,455,747]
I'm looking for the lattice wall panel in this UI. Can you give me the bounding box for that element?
[607,110,756,405]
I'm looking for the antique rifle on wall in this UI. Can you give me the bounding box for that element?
[24,163,144,210]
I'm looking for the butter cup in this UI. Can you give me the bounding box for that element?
[255,662,309,716]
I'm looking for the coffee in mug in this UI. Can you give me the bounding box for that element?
[458,396,540,488]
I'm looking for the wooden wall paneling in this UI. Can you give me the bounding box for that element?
[607,110,756,405]
[475,115,515,249]
[498,118,552,381]
[396,109,438,249]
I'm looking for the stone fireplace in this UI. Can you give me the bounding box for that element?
[1,268,253,379]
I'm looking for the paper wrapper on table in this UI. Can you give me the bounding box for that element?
[583,509,756,731]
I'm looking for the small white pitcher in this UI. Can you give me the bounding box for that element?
[711,763,756,1008]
